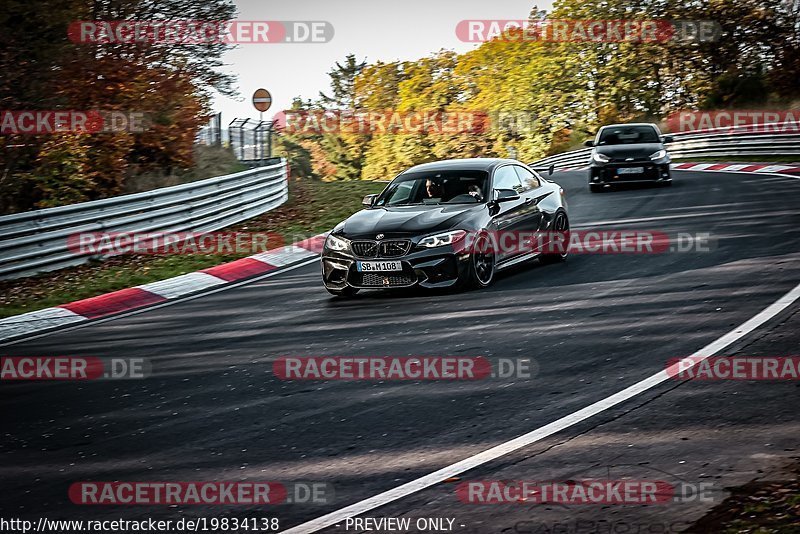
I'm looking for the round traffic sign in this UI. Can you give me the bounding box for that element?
[252,88,272,112]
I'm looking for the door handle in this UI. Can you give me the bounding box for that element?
[525,197,536,205]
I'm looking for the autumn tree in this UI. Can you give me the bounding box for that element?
[0,0,237,212]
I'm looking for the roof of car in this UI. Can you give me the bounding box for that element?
[401,158,519,174]
[598,123,660,130]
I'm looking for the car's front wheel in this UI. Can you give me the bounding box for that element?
[325,286,360,298]
[463,232,495,289]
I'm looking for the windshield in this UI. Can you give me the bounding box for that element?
[597,125,660,145]
[375,170,489,206]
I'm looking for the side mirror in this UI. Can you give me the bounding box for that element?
[548,164,555,176]
[362,194,378,207]
[493,188,520,203]
[662,135,674,143]
[584,139,594,147]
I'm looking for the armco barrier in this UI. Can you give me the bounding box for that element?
[0,159,288,280]
[530,123,800,171]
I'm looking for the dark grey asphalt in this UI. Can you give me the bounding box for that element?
[1,170,799,532]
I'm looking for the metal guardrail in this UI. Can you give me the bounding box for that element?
[530,123,800,171]
[0,159,289,280]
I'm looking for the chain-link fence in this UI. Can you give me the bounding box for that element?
[229,118,274,164]
[196,112,223,146]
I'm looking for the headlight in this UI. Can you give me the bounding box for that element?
[649,149,667,161]
[325,234,350,251]
[592,151,610,163]
[418,230,467,248]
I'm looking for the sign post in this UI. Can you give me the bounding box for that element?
[252,89,273,165]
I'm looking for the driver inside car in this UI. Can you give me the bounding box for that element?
[467,184,483,201]
[425,178,444,199]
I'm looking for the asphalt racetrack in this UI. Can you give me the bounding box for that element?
[2,169,800,533]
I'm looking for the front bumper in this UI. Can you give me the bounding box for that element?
[590,161,671,185]
[322,245,471,290]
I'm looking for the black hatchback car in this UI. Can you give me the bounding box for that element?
[586,123,673,192]
[321,158,569,297]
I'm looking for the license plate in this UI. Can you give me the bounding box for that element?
[617,167,644,174]
[356,261,402,272]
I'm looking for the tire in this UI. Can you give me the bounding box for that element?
[590,184,603,193]
[540,211,569,264]
[325,286,359,298]
[465,232,496,289]
[661,180,672,187]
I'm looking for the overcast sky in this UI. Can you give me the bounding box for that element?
[212,0,554,123]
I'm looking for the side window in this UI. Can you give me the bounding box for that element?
[514,166,541,191]
[392,182,414,203]
[493,166,523,193]
[380,181,413,205]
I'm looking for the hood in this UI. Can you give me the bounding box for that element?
[339,204,482,238]
[595,142,663,160]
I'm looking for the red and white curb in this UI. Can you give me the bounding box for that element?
[670,162,800,175]
[0,234,327,342]
[555,162,800,175]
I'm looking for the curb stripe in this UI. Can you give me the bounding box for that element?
[719,164,750,171]
[137,272,227,299]
[202,257,277,282]
[59,288,167,320]
[0,307,86,341]
[251,245,316,267]
[556,163,800,174]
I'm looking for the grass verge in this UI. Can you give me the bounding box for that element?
[687,460,800,533]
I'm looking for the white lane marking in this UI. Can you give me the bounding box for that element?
[0,307,86,342]
[137,272,227,300]
[281,281,800,534]
[0,256,321,347]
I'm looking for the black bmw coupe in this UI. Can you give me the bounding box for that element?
[321,158,570,297]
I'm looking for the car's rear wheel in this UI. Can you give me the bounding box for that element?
[326,286,359,298]
[466,232,495,289]
[540,211,569,264]
[590,184,604,193]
